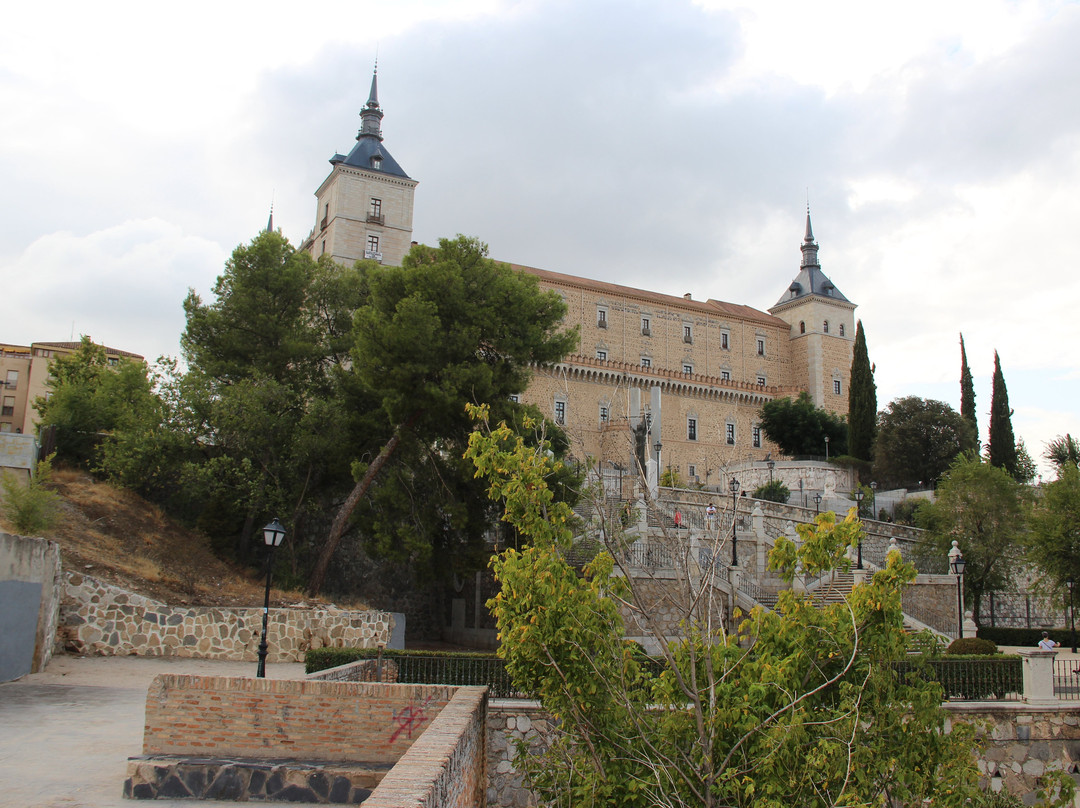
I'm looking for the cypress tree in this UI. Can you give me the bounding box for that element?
[988,350,1018,477]
[847,320,876,461]
[959,334,978,452]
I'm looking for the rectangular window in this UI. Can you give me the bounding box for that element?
[554,400,566,425]
[5,370,17,387]
[721,370,731,381]
[726,423,735,445]
[834,379,842,395]
[721,331,730,350]
[756,338,765,356]
[683,325,692,344]
[321,240,326,255]
[597,350,607,361]
[370,197,382,217]
[599,406,609,423]
[597,309,608,329]
[2,396,14,416]
[641,317,651,336]
[0,422,10,433]
[756,375,766,386]
[683,364,693,374]
[688,464,696,479]
[687,418,697,441]
[641,357,651,369]
[508,394,520,403]
[752,426,762,448]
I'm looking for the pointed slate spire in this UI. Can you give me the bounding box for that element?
[358,60,384,141]
[265,203,274,234]
[801,205,820,269]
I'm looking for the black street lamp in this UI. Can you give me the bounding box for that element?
[814,493,822,515]
[766,458,775,483]
[852,488,864,569]
[824,435,830,461]
[654,439,663,485]
[948,540,966,640]
[730,477,740,566]
[870,481,877,520]
[1068,578,1077,654]
[256,518,287,678]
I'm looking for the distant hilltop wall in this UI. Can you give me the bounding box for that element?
[59,571,400,661]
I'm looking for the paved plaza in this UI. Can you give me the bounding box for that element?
[0,656,311,808]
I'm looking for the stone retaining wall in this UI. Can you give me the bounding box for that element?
[486,700,1080,806]
[59,571,394,661]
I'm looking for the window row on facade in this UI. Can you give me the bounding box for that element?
[798,319,845,336]
[593,306,767,356]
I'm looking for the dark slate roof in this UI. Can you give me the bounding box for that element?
[772,212,850,307]
[772,265,850,307]
[330,137,410,178]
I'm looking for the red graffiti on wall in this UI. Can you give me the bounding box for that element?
[389,694,435,743]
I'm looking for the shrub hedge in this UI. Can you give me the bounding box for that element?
[977,627,1072,648]
[946,637,997,655]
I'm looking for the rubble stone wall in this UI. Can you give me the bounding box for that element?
[59,571,393,661]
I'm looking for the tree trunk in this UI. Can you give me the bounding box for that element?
[307,412,422,596]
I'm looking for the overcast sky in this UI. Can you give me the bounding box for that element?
[2,0,1077,477]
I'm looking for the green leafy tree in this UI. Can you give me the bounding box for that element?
[988,351,1019,479]
[1027,467,1080,588]
[0,454,60,536]
[180,231,363,560]
[752,479,790,503]
[34,338,162,471]
[466,406,992,808]
[308,236,578,594]
[1045,434,1080,476]
[1014,438,1037,485]
[918,456,1028,627]
[758,391,847,457]
[959,334,979,451]
[847,319,876,461]
[873,396,969,489]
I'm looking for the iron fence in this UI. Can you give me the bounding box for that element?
[895,657,1023,701]
[1053,659,1080,701]
[380,651,521,698]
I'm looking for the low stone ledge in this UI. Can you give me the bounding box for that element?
[123,755,394,803]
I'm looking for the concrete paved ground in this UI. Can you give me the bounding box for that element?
[0,655,313,808]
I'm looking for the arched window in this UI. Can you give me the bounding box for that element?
[799,321,805,334]
[839,324,846,337]
[823,320,830,334]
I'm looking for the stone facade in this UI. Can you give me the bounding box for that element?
[299,76,858,489]
[58,572,394,661]
[487,701,554,808]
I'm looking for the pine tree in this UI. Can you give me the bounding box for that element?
[988,350,1018,478]
[847,320,876,461]
[959,334,978,452]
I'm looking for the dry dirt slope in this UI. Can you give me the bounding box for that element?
[1,468,337,608]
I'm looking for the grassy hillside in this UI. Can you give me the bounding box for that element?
[1,467,345,609]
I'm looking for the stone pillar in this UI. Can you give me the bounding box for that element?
[1019,650,1058,706]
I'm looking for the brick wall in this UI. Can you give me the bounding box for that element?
[142,675,452,764]
[365,686,488,808]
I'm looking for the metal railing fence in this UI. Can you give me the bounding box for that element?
[895,657,1023,701]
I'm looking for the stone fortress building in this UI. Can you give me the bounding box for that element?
[301,68,856,485]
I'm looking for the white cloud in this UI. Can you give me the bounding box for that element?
[2,221,226,362]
